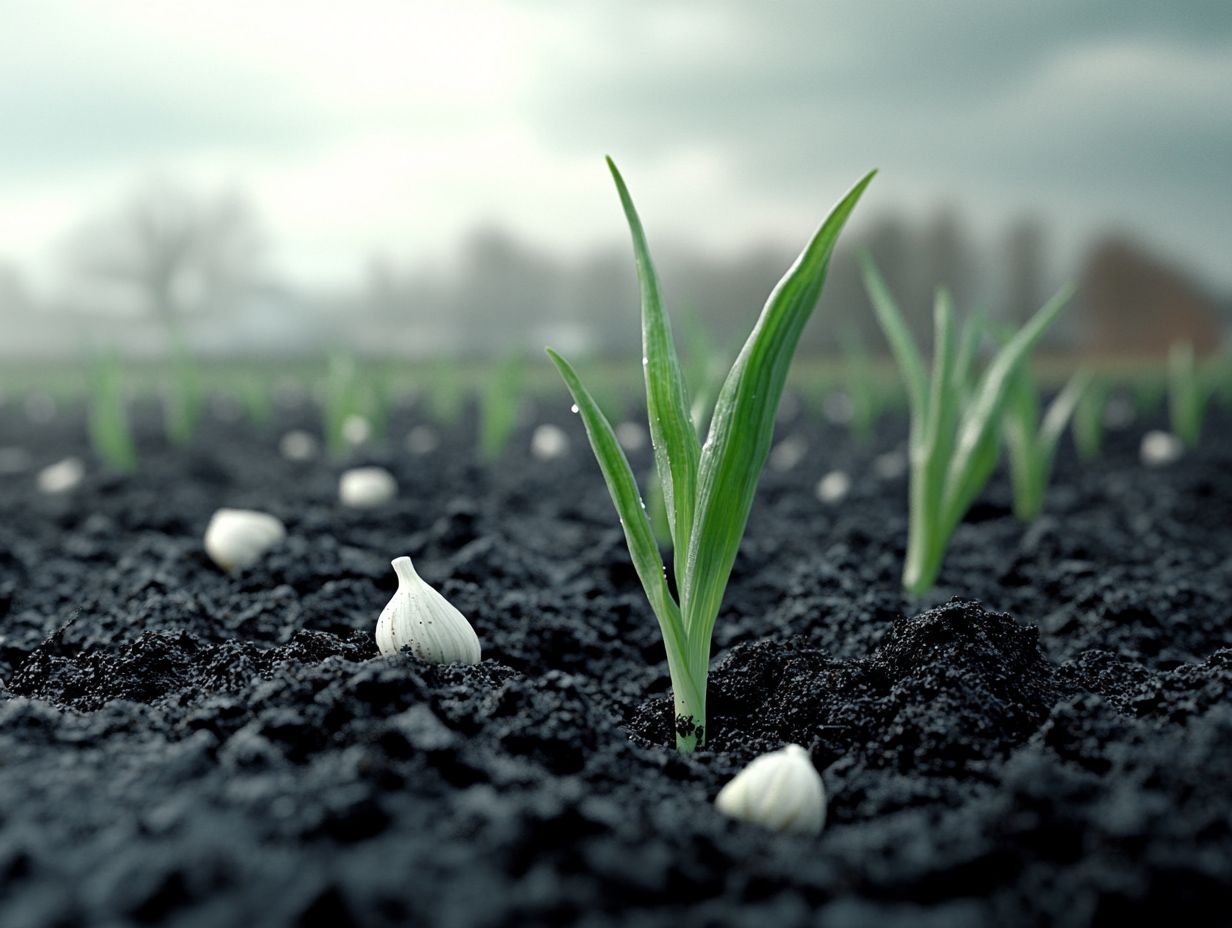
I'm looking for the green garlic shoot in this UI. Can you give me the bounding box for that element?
[861,256,1073,595]
[1168,341,1209,449]
[1002,361,1090,521]
[549,158,873,752]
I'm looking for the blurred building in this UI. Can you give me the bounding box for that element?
[1077,238,1225,359]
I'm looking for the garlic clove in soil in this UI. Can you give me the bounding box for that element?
[37,456,85,495]
[279,429,319,462]
[873,449,908,481]
[339,466,398,509]
[341,414,373,447]
[615,421,648,452]
[1140,430,1183,467]
[769,436,808,472]
[203,508,287,572]
[715,743,826,836]
[376,556,481,664]
[531,423,570,461]
[816,469,851,505]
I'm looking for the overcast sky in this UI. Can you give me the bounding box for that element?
[1,0,1229,294]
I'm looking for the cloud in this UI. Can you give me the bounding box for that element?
[0,0,1228,291]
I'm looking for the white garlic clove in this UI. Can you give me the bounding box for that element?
[715,743,826,835]
[769,436,807,472]
[615,421,648,452]
[341,414,373,447]
[873,450,907,480]
[339,466,398,509]
[376,556,481,664]
[37,456,85,495]
[1140,430,1183,467]
[204,508,287,572]
[279,430,319,462]
[816,469,851,505]
[531,423,570,461]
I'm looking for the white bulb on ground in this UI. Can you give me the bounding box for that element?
[342,415,372,447]
[1140,430,1183,467]
[376,556,481,664]
[715,743,826,836]
[339,466,398,508]
[873,450,907,480]
[769,436,807,472]
[531,424,570,461]
[615,421,648,453]
[279,430,319,462]
[37,457,85,495]
[816,470,851,505]
[204,509,287,572]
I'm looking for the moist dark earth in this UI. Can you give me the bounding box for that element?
[2,389,1231,927]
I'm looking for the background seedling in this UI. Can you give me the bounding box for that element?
[323,351,363,458]
[88,352,138,474]
[1168,341,1209,449]
[162,335,202,447]
[1002,362,1089,521]
[424,356,465,426]
[862,256,1072,594]
[549,158,873,751]
[478,353,525,462]
[838,325,883,443]
[1073,376,1108,461]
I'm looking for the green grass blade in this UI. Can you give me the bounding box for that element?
[88,352,138,474]
[607,158,700,576]
[952,311,985,400]
[1073,377,1107,461]
[479,354,524,462]
[1040,369,1090,451]
[861,254,927,423]
[546,349,686,652]
[682,170,875,653]
[941,284,1073,529]
[1002,361,1042,520]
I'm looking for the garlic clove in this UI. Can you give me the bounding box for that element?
[339,466,398,508]
[279,430,319,462]
[341,414,373,447]
[1140,429,1183,467]
[715,743,826,835]
[530,423,570,461]
[816,469,851,505]
[204,508,287,572]
[873,449,907,480]
[376,556,481,664]
[37,456,85,495]
[615,421,648,452]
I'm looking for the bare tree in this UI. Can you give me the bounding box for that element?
[69,179,265,328]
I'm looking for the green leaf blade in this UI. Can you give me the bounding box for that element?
[607,158,700,578]
[546,348,686,653]
[861,254,928,425]
[942,283,1073,528]
[681,170,876,656]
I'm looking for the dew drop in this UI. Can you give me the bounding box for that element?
[570,403,579,414]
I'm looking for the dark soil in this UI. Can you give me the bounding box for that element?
[2,392,1231,927]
